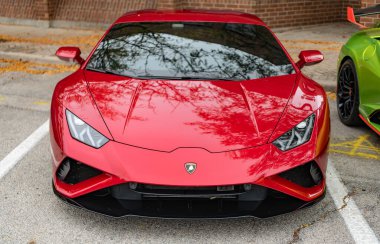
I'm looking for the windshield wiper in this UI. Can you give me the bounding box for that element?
[84,71,241,81]
[86,67,123,76]
[135,75,238,81]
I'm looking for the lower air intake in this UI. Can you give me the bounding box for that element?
[56,158,102,184]
[279,161,323,187]
[370,111,380,125]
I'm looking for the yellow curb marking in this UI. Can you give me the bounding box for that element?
[286,46,341,51]
[0,34,100,47]
[330,134,380,160]
[0,58,77,75]
[282,39,344,45]
[282,39,343,52]
[33,100,50,106]
[0,95,5,102]
[326,92,337,100]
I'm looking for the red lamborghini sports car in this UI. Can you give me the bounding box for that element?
[51,10,330,218]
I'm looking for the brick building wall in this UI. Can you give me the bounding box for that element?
[0,0,36,20]
[360,0,380,27]
[0,0,376,29]
[158,0,364,28]
[50,0,158,24]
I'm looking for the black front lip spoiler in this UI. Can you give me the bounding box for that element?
[53,183,326,219]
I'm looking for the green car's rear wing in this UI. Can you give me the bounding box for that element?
[347,4,380,28]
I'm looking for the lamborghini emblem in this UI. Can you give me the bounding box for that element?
[185,162,197,174]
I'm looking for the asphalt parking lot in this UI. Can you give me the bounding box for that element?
[0,22,379,243]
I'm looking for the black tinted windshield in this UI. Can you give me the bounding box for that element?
[86,22,295,80]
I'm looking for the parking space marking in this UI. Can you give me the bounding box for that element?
[0,120,49,179]
[33,100,50,106]
[327,162,379,243]
[326,91,336,101]
[330,134,380,160]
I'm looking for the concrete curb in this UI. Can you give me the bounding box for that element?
[0,17,107,30]
[0,17,49,28]
[272,21,349,33]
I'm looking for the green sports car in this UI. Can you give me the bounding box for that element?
[337,5,380,135]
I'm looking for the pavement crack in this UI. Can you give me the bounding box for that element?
[289,190,356,244]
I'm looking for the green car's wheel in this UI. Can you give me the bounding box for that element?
[337,59,361,126]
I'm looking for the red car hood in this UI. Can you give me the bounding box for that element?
[85,71,296,152]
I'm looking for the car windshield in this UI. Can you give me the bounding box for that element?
[86,22,295,81]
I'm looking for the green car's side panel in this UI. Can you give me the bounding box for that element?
[338,28,380,133]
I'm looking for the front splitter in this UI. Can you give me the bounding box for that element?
[53,182,326,219]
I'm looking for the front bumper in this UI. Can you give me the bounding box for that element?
[51,136,328,218]
[50,105,329,218]
[53,181,326,218]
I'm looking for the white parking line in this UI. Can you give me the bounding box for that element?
[327,162,379,243]
[0,120,49,179]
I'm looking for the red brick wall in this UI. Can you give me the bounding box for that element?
[0,0,367,28]
[360,0,380,27]
[0,0,56,21]
[255,0,345,28]
[157,0,177,9]
[0,0,35,19]
[50,0,157,23]
[160,0,362,28]
[34,0,50,20]
[179,0,254,12]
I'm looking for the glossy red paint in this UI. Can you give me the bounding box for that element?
[51,71,329,201]
[50,10,330,214]
[51,102,327,202]
[54,173,125,198]
[84,71,296,152]
[116,9,265,26]
[55,47,84,64]
[296,50,324,69]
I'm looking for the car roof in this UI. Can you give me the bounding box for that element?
[114,9,266,26]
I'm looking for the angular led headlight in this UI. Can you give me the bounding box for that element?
[66,110,109,148]
[273,114,315,151]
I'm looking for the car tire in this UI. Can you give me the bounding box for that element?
[337,59,362,126]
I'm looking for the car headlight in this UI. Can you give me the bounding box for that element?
[66,110,109,148]
[273,114,315,151]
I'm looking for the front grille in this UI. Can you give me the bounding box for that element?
[111,183,268,200]
[53,184,325,218]
[279,161,323,188]
[56,158,102,184]
[135,184,245,196]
